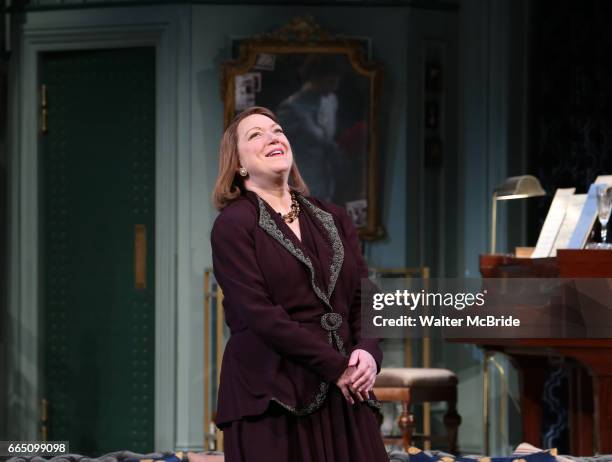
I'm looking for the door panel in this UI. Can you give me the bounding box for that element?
[40,48,156,455]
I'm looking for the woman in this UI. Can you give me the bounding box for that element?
[211,106,387,461]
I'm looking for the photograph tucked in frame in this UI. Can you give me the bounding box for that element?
[221,16,384,240]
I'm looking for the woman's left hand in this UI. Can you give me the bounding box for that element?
[348,349,377,395]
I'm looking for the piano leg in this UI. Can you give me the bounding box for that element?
[560,347,612,453]
[513,355,549,447]
[569,365,594,456]
[593,376,612,453]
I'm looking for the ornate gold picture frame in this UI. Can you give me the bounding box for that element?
[221,17,384,240]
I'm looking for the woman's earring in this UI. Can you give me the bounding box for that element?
[238,166,248,177]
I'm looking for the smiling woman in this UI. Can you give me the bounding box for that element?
[212,107,309,211]
[237,114,294,185]
[210,106,388,461]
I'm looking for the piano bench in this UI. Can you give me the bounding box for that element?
[373,367,461,453]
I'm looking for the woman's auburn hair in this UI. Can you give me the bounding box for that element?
[212,106,310,210]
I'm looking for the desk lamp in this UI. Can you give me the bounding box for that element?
[491,175,546,254]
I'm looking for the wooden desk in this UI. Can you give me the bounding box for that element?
[470,250,612,455]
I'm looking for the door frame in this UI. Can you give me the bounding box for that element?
[8,7,190,449]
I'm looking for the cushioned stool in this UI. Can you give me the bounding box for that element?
[373,367,461,453]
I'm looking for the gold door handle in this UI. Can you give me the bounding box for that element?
[134,224,147,289]
[41,84,48,134]
[41,399,49,441]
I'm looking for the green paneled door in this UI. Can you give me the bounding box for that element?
[40,48,156,456]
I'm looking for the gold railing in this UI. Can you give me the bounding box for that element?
[203,269,225,451]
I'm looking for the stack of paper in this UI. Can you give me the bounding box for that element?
[532,188,575,258]
[532,175,612,258]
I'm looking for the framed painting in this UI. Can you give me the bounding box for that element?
[221,16,384,240]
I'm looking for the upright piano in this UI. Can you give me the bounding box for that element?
[470,249,612,454]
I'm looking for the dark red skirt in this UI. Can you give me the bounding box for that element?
[221,386,388,462]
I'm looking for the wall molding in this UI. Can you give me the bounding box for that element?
[8,6,191,449]
[16,0,460,12]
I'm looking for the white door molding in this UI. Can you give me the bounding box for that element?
[8,6,191,450]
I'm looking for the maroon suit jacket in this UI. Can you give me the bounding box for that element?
[211,190,382,426]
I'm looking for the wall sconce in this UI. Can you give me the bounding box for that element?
[491,175,546,254]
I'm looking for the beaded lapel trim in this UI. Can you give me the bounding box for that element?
[256,195,344,308]
[256,195,381,415]
[298,196,345,302]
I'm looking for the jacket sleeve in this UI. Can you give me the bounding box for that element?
[336,208,383,373]
[211,209,348,383]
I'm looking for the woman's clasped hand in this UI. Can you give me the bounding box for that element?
[336,348,378,404]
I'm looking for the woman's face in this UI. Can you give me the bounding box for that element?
[236,113,293,184]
